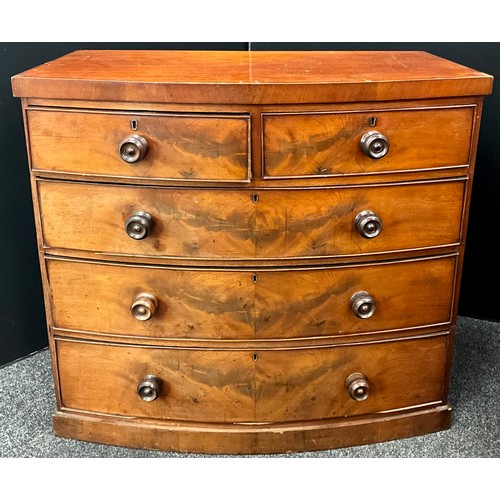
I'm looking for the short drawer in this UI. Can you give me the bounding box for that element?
[38,179,465,261]
[55,335,448,423]
[262,106,474,178]
[27,109,250,182]
[47,255,456,340]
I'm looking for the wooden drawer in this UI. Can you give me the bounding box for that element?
[38,179,465,261]
[27,109,250,182]
[55,335,448,423]
[262,106,474,178]
[47,255,456,340]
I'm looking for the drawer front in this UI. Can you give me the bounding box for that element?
[47,255,455,340]
[38,179,465,260]
[56,335,447,423]
[27,109,250,182]
[56,339,255,422]
[263,107,474,178]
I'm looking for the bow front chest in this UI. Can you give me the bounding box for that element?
[11,50,493,453]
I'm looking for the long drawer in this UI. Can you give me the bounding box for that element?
[55,335,448,423]
[262,106,474,178]
[38,179,466,261]
[27,109,251,182]
[47,255,456,340]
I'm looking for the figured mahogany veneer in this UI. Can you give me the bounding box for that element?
[12,50,493,454]
[47,255,456,340]
[262,106,474,178]
[11,50,493,104]
[38,179,466,262]
[27,109,251,182]
[55,335,448,423]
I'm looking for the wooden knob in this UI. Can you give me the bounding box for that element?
[119,134,148,163]
[354,210,383,239]
[137,374,162,402]
[125,211,153,240]
[131,293,158,321]
[350,291,376,319]
[360,130,390,159]
[346,373,370,401]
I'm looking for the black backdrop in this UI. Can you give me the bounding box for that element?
[1,42,498,367]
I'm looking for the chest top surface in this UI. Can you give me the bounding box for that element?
[11,50,493,104]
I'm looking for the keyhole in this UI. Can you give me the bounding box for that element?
[253,353,258,362]
[252,274,258,284]
[252,193,259,204]
[131,119,138,131]
[369,116,377,127]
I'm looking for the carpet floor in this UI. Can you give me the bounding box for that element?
[1,316,498,458]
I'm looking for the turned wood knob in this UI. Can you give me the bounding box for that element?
[354,210,383,239]
[360,130,390,159]
[131,293,158,321]
[125,211,153,240]
[137,374,162,402]
[119,134,148,163]
[350,291,376,319]
[346,373,370,401]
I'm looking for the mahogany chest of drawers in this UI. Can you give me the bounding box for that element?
[12,50,493,454]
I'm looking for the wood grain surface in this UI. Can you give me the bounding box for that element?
[263,106,473,178]
[47,255,456,339]
[55,335,447,423]
[53,404,452,454]
[27,109,250,181]
[38,179,466,261]
[12,51,493,103]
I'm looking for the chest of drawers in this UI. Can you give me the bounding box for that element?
[12,50,493,454]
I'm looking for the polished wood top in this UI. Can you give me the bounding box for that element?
[12,50,493,104]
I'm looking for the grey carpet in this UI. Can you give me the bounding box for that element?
[1,316,498,458]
